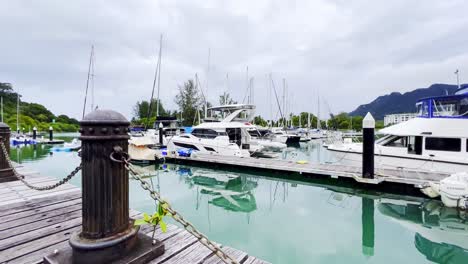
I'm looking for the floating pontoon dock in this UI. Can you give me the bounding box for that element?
[162,153,450,190]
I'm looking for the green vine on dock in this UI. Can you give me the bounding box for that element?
[134,202,171,243]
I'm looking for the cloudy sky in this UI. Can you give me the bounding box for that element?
[1,0,468,120]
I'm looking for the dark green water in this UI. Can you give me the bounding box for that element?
[9,135,468,264]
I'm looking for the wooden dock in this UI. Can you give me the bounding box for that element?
[0,165,269,264]
[163,153,450,188]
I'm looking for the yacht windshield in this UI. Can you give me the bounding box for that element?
[432,98,468,117]
[416,102,429,117]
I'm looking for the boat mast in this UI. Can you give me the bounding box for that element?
[90,48,95,112]
[82,45,94,119]
[155,34,163,117]
[1,96,3,123]
[455,69,461,89]
[16,94,19,133]
[282,78,286,128]
[205,48,210,119]
[317,93,321,129]
[146,34,163,129]
[307,112,311,128]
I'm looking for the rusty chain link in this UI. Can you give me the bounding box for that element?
[0,140,82,191]
[110,148,239,264]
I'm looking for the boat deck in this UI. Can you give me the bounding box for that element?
[164,153,450,188]
[0,165,268,264]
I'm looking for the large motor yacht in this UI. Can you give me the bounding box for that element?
[327,87,468,174]
[167,104,266,158]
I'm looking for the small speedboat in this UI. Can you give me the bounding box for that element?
[10,136,36,145]
[51,139,81,152]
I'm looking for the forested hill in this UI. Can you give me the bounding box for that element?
[0,82,79,132]
[349,83,463,120]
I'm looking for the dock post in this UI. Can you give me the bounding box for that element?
[362,112,375,179]
[362,197,375,257]
[49,126,53,141]
[158,122,163,145]
[32,127,37,140]
[0,122,15,182]
[44,110,164,264]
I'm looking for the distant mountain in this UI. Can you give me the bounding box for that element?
[349,83,464,120]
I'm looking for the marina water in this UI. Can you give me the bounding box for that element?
[10,134,468,264]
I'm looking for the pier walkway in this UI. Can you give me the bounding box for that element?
[164,153,450,188]
[0,165,268,264]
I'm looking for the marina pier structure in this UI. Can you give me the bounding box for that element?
[0,112,268,264]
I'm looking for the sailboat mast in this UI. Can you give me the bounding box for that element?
[307,112,311,128]
[90,48,95,112]
[1,96,3,123]
[317,94,321,129]
[82,45,94,119]
[156,34,163,117]
[282,78,286,127]
[205,48,210,118]
[16,94,19,133]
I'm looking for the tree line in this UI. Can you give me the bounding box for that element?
[0,83,80,132]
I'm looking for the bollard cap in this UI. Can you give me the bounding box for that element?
[33,127,37,130]
[159,122,163,128]
[0,122,9,129]
[49,126,53,130]
[80,110,130,141]
[363,112,375,129]
[81,110,130,125]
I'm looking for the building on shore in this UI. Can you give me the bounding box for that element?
[384,113,417,126]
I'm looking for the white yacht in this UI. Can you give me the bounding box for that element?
[167,104,265,158]
[327,88,468,174]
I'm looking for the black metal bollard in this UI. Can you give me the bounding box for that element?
[362,197,375,257]
[158,122,163,145]
[362,112,375,179]
[44,109,164,264]
[49,126,53,141]
[33,127,37,140]
[0,122,15,182]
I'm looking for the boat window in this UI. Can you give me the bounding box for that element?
[382,136,407,147]
[416,101,429,117]
[247,130,261,137]
[217,131,228,136]
[432,98,468,117]
[191,129,218,139]
[425,137,461,152]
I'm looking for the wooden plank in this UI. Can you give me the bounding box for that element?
[149,230,198,264]
[203,246,248,264]
[0,197,82,223]
[0,184,78,202]
[0,191,81,216]
[6,239,69,264]
[0,208,81,240]
[0,204,81,231]
[0,225,80,263]
[0,217,82,250]
[0,189,80,207]
[161,239,217,264]
[243,256,271,264]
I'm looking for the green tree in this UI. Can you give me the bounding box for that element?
[219,92,236,105]
[133,99,166,120]
[175,79,202,126]
[253,116,267,127]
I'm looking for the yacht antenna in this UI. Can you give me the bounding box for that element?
[455,69,460,89]
[242,66,250,103]
[82,45,94,119]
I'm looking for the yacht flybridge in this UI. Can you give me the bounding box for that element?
[168,104,280,157]
[327,88,468,174]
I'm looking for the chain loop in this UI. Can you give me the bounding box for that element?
[112,151,239,264]
[0,140,82,191]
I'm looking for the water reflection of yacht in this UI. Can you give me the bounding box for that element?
[378,199,468,263]
[327,88,468,173]
[180,168,258,213]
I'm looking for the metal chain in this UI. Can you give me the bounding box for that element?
[112,151,239,264]
[0,140,82,191]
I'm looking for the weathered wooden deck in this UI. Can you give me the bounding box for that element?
[0,166,268,264]
[164,153,450,188]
